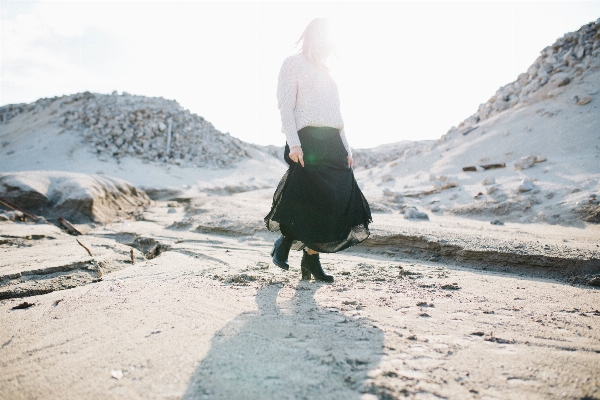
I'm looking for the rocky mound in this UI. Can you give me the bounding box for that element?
[354,19,600,225]
[0,92,254,168]
[449,18,600,135]
[352,140,435,170]
[0,171,150,223]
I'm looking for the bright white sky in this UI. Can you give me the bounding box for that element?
[1,1,599,149]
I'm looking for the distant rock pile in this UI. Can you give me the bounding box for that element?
[451,18,600,133]
[1,92,255,167]
[61,92,252,167]
[0,97,57,124]
[352,140,434,169]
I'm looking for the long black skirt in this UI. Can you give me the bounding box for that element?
[264,126,372,253]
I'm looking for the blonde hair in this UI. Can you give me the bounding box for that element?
[296,18,335,68]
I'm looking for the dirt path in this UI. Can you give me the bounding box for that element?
[2,233,599,399]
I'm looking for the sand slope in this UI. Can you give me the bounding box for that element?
[355,65,600,225]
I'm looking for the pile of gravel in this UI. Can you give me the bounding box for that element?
[449,18,600,134]
[59,92,252,167]
[1,92,256,168]
[352,140,435,169]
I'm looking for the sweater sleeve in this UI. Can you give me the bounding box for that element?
[340,129,352,157]
[277,57,301,148]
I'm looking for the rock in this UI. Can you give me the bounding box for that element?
[0,171,150,223]
[534,155,547,163]
[0,211,25,222]
[490,219,504,225]
[431,204,441,212]
[557,76,571,87]
[404,207,429,220]
[382,188,404,202]
[111,370,123,380]
[517,178,535,193]
[482,177,495,185]
[167,208,177,214]
[486,185,499,195]
[589,277,600,287]
[577,96,593,105]
[514,156,536,170]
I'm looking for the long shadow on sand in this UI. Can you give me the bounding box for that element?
[183,282,385,399]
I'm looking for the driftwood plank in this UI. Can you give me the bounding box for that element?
[58,216,82,236]
[462,163,506,172]
[0,197,39,221]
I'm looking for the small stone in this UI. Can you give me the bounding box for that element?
[557,76,571,87]
[431,204,441,212]
[167,208,176,214]
[534,155,547,163]
[490,219,504,225]
[517,178,535,193]
[514,156,535,170]
[111,370,123,380]
[404,207,429,220]
[482,177,495,185]
[577,96,592,106]
[486,186,499,195]
[589,277,600,287]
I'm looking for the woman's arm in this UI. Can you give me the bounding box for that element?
[340,129,353,167]
[277,57,301,149]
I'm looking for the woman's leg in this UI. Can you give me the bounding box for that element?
[271,224,295,270]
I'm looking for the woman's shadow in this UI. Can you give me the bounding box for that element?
[183,282,385,399]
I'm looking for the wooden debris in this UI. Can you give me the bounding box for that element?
[130,249,135,264]
[58,216,82,235]
[0,196,39,221]
[76,239,92,257]
[462,163,506,172]
[461,126,478,135]
[12,302,35,310]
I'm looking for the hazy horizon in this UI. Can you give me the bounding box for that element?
[2,1,599,149]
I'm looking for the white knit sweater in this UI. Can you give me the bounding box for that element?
[277,54,352,156]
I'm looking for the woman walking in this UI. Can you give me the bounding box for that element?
[264,18,372,282]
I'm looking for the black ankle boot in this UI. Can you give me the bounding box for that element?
[270,235,293,270]
[301,250,334,282]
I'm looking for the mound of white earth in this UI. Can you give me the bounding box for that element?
[355,19,600,225]
[0,171,150,223]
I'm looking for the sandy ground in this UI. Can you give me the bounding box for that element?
[1,193,599,400]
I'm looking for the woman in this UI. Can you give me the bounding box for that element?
[264,18,372,282]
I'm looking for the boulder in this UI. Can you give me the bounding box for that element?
[404,207,429,220]
[0,171,150,223]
